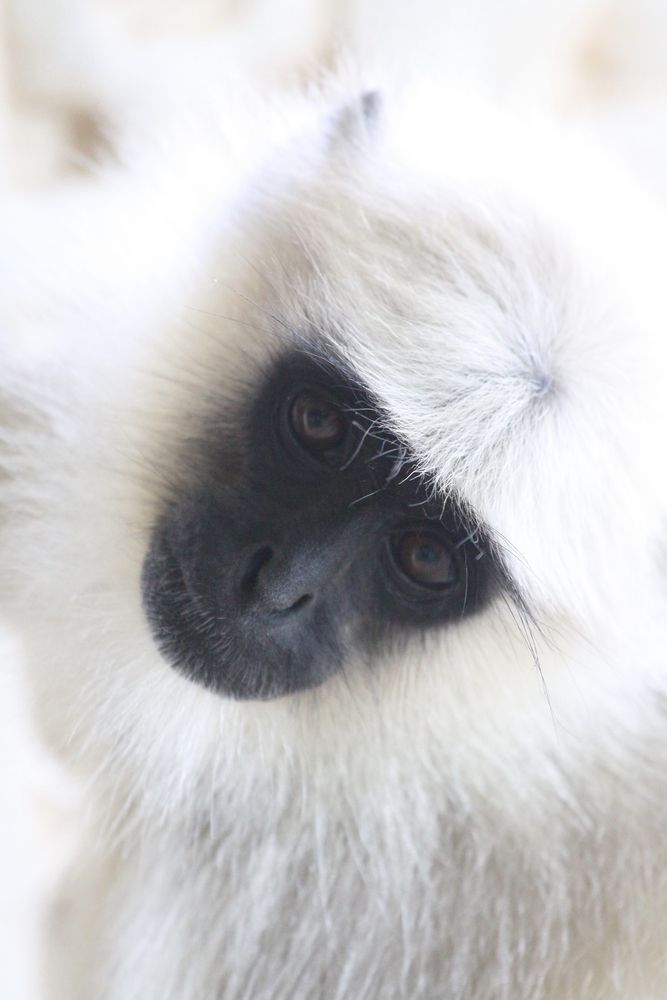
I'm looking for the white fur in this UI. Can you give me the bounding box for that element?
[2,53,667,1000]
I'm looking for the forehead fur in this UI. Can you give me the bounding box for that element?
[209,101,667,622]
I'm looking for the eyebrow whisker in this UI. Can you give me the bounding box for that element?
[340,418,382,470]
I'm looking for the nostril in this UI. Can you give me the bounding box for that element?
[240,545,274,595]
[288,593,312,613]
[238,545,316,614]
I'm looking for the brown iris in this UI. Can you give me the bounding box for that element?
[393,529,457,588]
[289,391,347,453]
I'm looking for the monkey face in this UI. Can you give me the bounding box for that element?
[3,85,666,800]
[132,92,666,708]
[141,351,497,699]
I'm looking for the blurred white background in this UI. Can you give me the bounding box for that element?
[3,0,667,188]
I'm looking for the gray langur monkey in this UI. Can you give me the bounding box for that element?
[1,75,667,1000]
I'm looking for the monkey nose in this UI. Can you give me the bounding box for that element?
[237,543,318,615]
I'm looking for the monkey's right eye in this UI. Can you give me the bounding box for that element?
[288,390,347,455]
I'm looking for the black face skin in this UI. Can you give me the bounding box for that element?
[142,351,496,700]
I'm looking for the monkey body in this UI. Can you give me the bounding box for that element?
[2,80,667,999]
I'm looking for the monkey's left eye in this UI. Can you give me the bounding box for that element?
[391,528,458,590]
[289,390,347,455]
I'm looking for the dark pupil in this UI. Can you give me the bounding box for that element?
[395,530,456,588]
[290,393,346,451]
